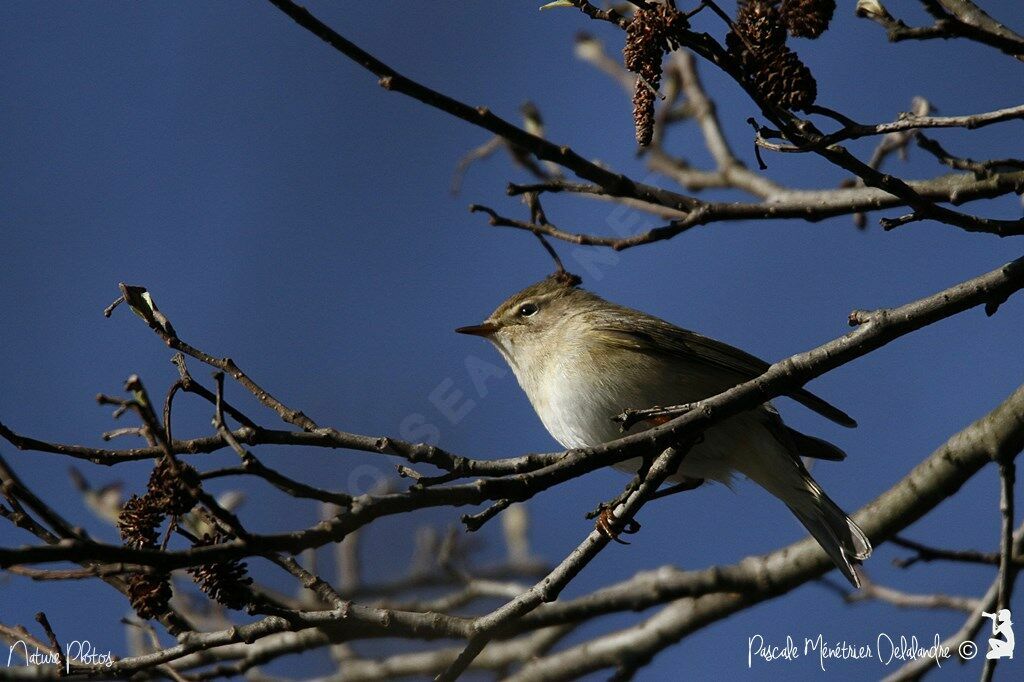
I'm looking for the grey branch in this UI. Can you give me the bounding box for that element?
[4,3,1024,679]
[498,383,1024,680]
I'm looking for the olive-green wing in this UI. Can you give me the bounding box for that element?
[590,309,857,428]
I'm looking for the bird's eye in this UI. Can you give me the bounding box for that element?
[518,302,538,317]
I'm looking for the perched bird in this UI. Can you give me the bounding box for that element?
[457,274,871,587]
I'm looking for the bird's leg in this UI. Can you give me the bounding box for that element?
[587,455,655,544]
[650,476,704,501]
[588,434,705,543]
[586,456,652,519]
[589,474,704,544]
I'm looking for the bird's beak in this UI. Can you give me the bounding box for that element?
[455,321,499,337]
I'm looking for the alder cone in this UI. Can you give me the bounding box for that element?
[147,456,200,517]
[128,573,172,620]
[625,7,665,146]
[623,3,688,71]
[623,12,663,75]
[623,4,688,146]
[117,494,162,549]
[633,84,656,146]
[726,0,787,74]
[780,0,836,39]
[734,0,786,52]
[188,533,254,610]
[725,29,755,71]
[751,45,817,110]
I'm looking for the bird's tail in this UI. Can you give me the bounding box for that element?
[784,478,871,588]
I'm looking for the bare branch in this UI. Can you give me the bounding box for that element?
[265,0,703,215]
[5,7,1024,677]
[437,446,690,681]
[858,0,1024,60]
[890,535,1021,568]
[981,457,1018,682]
[882,523,1024,681]
[844,572,980,613]
[499,383,1024,679]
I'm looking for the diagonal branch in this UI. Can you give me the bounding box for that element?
[859,0,1024,60]
[437,446,690,681]
[501,382,1024,680]
[266,0,702,214]
[4,253,1022,572]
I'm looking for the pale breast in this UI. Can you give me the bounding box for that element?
[525,344,726,449]
[504,332,782,488]
[536,364,632,448]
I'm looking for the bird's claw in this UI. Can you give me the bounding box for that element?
[595,506,641,544]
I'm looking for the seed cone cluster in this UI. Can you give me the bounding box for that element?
[623,4,687,146]
[147,457,201,518]
[187,532,254,611]
[127,573,173,620]
[781,0,835,38]
[726,0,832,111]
[733,0,786,50]
[117,494,162,549]
[116,456,202,619]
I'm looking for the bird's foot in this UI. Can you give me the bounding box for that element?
[594,504,641,545]
[586,466,648,524]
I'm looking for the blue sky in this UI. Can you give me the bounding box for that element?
[2,2,1022,680]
